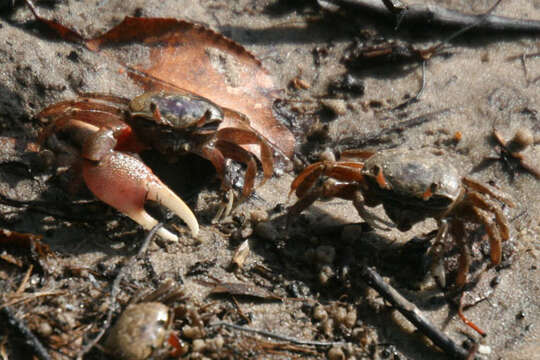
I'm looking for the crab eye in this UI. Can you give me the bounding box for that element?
[149,102,157,112]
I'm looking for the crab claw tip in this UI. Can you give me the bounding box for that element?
[157,227,180,242]
[147,181,200,238]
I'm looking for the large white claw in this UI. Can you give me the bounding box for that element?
[82,151,199,241]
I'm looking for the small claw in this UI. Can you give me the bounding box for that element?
[352,193,394,231]
[431,258,446,288]
[82,151,199,240]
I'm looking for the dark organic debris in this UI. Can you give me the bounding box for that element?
[1,305,52,360]
[492,128,540,180]
[0,228,52,259]
[210,282,282,301]
[359,265,473,359]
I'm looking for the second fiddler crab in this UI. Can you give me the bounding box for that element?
[38,90,277,241]
[289,148,515,287]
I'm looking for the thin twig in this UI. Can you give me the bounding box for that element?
[0,291,67,310]
[325,0,540,33]
[391,60,426,111]
[427,0,504,55]
[359,265,472,359]
[76,223,164,360]
[15,264,34,295]
[210,321,347,347]
[1,306,52,360]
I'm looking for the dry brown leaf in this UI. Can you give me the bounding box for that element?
[85,17,295,160]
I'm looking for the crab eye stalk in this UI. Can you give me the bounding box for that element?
[372,165,390,189]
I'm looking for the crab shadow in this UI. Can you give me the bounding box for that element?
[243,201,496,359]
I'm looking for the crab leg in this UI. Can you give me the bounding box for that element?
[217,127,274,184]
[215,140,257,198]
[467,192,511,242]
[449,219,470,288]
[462,177,515,208]
[290,161,364,198]
[82,151,199,241]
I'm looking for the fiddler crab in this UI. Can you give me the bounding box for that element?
[38,90,276,242]
[289,148,515,287]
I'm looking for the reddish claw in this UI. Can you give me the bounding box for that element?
[82,152,198,241]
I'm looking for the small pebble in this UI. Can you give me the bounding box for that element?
[321,99,347,116]
[345,306,357,328]
[207,335,224,352]
[192,339,206,353]
[182,325,203,339]
[57,311,77,329]
[478,344,491,355]
[328,346,345,360]
[509,127,534,152]
[320,148,336,162]
[250,209,269,224]
[321,318,334,337]
[313,304,328,321]
[319,265,334,285]
[37,321,53,337]
[334,306,347,324]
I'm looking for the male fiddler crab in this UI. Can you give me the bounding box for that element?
[38,90,276,242]
[289,148,515,288]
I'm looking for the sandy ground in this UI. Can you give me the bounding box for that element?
[0,0,539,359]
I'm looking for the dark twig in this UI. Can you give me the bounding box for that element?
[1,305,52,360]
[210,321,347,347]
[325,0,540,33]
[359,265,472,359]
[76,223,163,360]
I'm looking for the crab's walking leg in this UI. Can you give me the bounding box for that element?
[450,219,470,288]
[82,152,199,241]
